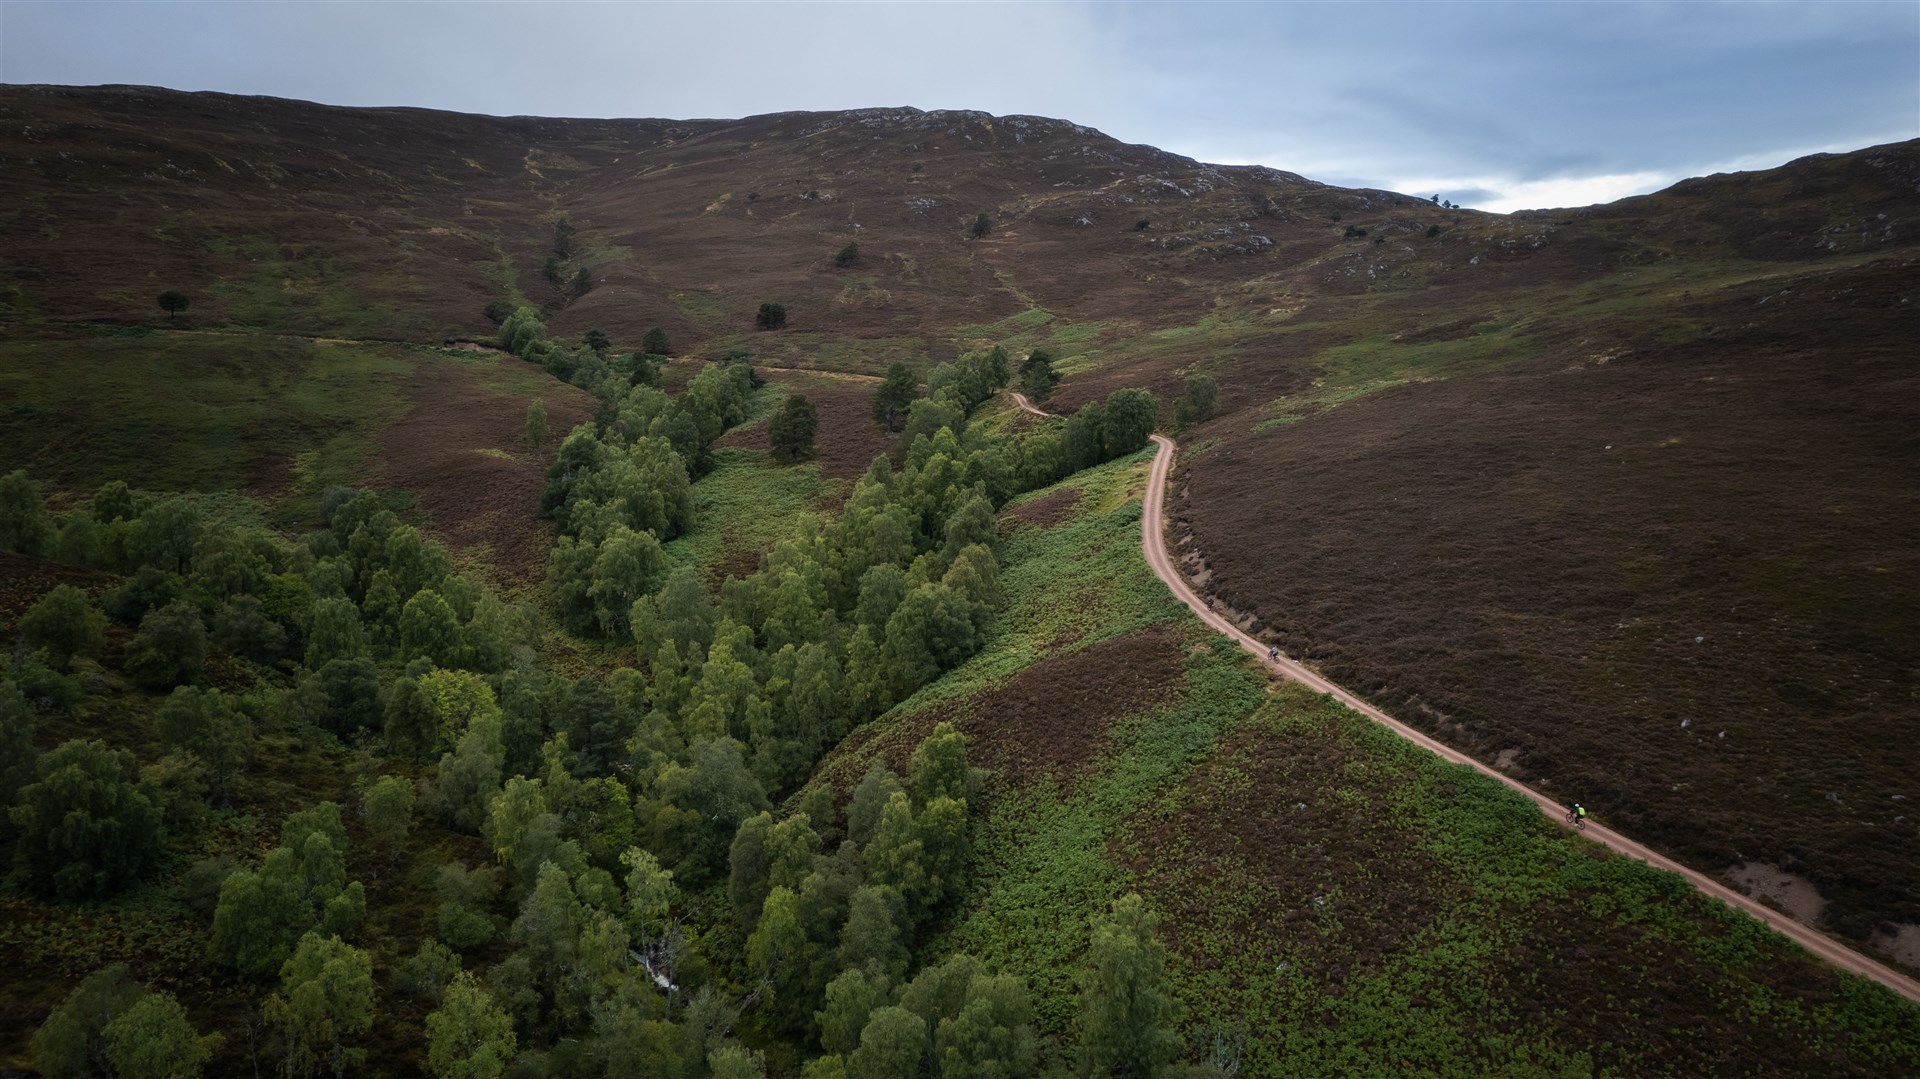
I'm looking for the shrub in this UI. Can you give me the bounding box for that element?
[1134,219,1151,231]
[970,214,991,239]
[756,302,788,331]
[482,300,513,325]
[834,242,860,268]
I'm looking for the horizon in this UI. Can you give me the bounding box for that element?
[2,0,1913,213]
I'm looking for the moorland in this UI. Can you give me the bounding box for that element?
[1,83,1917,1076]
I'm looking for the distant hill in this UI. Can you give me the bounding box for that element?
[4,83,1918,961]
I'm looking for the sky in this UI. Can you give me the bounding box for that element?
[1,0,1915,212]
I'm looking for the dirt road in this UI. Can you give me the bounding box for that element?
[1012,387,1920,1002]
[1138,432,1920,1002]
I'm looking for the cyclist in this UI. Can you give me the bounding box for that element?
[1567,803,1588,830]
[1268,645,1279,662]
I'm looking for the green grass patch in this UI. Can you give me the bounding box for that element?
[663,447,831,578]
[0,333,411,509]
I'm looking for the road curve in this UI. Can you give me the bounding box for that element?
[1135,432,1920,1003]
[1012,384,1920,1003]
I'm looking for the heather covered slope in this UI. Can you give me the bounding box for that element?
[5,82,1920,973]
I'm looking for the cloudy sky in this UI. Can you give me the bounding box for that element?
[2,1,1915,211]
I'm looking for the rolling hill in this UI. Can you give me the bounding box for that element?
[3,83,1918,1071]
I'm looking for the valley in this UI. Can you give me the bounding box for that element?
[1,84,1917,1075]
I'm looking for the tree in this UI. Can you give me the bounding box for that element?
[769,394,819,464]
[426,971,517,1079]
[1017,352,1059,403]
[969,214,992,239]
[19,584,105,670]
[0,470,55,556]
[937,973,1037,1079]
[11,739,165,900]
[0,682,38,807]
[105,991,219,1079]
[157,290,190,321]
[436,861,503,952]
[642,327,671,356]
[583,328,611,353]
[155,685,251,805]
[525,398,549,451]
[834,242,861,268]
[400,589,464,667]
[818,968,884,1057]
[1076,894,1183,1078]
[31,963,147,1079]
[756,302,788,331]
[1173,374,1218,428]
[848,1005,929,1079]
[839,885,909,983]
[265,932,376,1079]
[847,764,905,849]
[1100,388,1158,459]
[910,722,973,808]
[362,774,415,858]
[483,300,514,325]
[872,363,919,432]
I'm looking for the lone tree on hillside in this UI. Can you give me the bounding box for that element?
[157,291,190,322]
[582,329,610,354]
[524,399,549,451]
[768,395,819,464]
[970,214,992,239]
[756,302,788,331]
[1174,374,1219,428]
[1018,350,1060,402]
[872,363,919,432]
[834,242,861,268]
[642,327,670,356]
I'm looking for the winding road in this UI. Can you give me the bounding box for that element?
[1010,392,1920,1003]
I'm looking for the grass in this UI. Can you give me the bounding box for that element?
[0,332,412,509]
[663,446,833,580]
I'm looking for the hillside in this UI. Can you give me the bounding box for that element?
[2,83,1919,1073]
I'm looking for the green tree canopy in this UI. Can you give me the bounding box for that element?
[1076,893,1183,1078]
[1017,352,1060,403]
[872,363,919,432]
[426,970,517,1079]
[265,932,376,1079]
[11,739,164,899]
[642,327,671,356]
[18,584,105,670]
[124,601,206,690]
[157,290,190,320]
[105,990,219,1079]
[31,963,146,1079]
[769,394,819,465]
[756,302,788,331]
